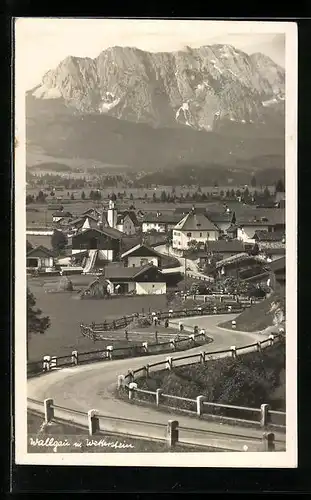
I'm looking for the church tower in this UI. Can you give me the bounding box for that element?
[107,200,117,228]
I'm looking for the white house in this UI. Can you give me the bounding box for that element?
[172,210,219,250]
[26,245,55,271]
[120,243,163,268]
[102,263,166,295]
[142,212,182,233]
[116,211,139,235]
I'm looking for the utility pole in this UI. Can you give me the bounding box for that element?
[184,254,187,295]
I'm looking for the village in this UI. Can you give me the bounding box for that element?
[26,187,286,299]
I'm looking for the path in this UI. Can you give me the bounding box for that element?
[28,314,285,451]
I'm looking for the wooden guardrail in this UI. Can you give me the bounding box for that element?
[27,396,284,451]
[116,334,286,430]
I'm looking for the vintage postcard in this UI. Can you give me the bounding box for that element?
[14,18,297,467]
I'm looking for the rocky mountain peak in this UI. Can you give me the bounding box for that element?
[29,43,285,131]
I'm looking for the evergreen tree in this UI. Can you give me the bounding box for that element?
[27,289,50,360]
[51,230,68,253]
[70,193,75,200]
[251,176,257,187]
[153,192,157,202]
[160,191,167,202]
[81,191,86,200]
[276,179,285,192]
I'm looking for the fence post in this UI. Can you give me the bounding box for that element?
[213,306,217,314]
[257,341,262,352]
[200,352,205,364]
[260,403,270,427]
[88,409,100,436]
[128,382,137,400]
[196,395,205,417]
[166,356,173,370]
[106,345,113,360]
[262,432,275,451]
[44,398,54,423]
[142,342,148,353]
[71,350,78,365]
[166,420,179,448]
[155,331,158,344]
[127,369,134,383]
[228,305,232,312]
[179,322,184,332]
[170,338,176,350]
[230,346,237,358]
[188,334,195,344]
[193,325,199,334]
[231,320,236,329]
[156,388,163,406]
[42,355,51,371]
[50,356,57,369]
[143,364,149,378]
[169,309,173,318]
[269,334,275,346]
[117,374,125,389]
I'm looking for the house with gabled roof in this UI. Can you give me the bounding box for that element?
[142,212,182,233]
[70,226,123,262]
[116,210,140,235]
[120,243,163,268]
[101,262,166,295]
[52,210,72,222]
[26,245,56,271]
[172,209,219,250]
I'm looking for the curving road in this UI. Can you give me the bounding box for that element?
[27,314,285,451]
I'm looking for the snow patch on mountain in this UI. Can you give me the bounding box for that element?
[32,85,62,99]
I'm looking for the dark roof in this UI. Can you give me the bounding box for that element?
[52,211,72,217]
[174,211,219,232]
[207,211,233,223]
[103,263,163,280]
[174,206,207,215]
[206,240,245,253]
[71,226,123,240]
[121,243,163,260]
[117,211,139,226]
[27,245,55,257]
[254,230,285,242]
[142,212,182,224]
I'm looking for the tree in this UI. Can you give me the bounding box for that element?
[220,190,224,198]
[153,192,157,202]
[250,243,259,256]
[130,193,134,201]
[236,189,241,197]
[81,191,86,200]
[251,176,257,187]
[70,193,75,200]
[231,211,236,224]
[26,194,34,205]
[160,191,167,202]
[144,193,148,200]
[263,186,271,198]
[276,179,285,192]
[110,192,117,201]
[51,230,68,253]
[36,190,46,203]
[226,190,230,199]
[27,288,50,360]
[230,189,235,198]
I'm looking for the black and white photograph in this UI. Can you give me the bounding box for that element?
[14,18,297,467]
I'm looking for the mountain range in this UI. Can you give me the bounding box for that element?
[26,44,285,171]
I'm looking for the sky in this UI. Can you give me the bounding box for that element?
[15,19,287,91]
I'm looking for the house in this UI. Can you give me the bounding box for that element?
[237,210,285,243]
[215,253,267,280]
[81,208,102,220]
[116,211,140,235]
[253,230,285,260]
[52,210,72,223]
[120,243,163,268]
[172,209,219,251]
[26,245,55,271]
[68,215,100,234]
[142,212,182,233]
[70,227,123,262]
[102,263,166,295]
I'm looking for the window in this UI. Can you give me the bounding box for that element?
[200,232,202,237]
[187,232,192,238]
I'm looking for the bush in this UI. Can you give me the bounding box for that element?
[138,341,285,411]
